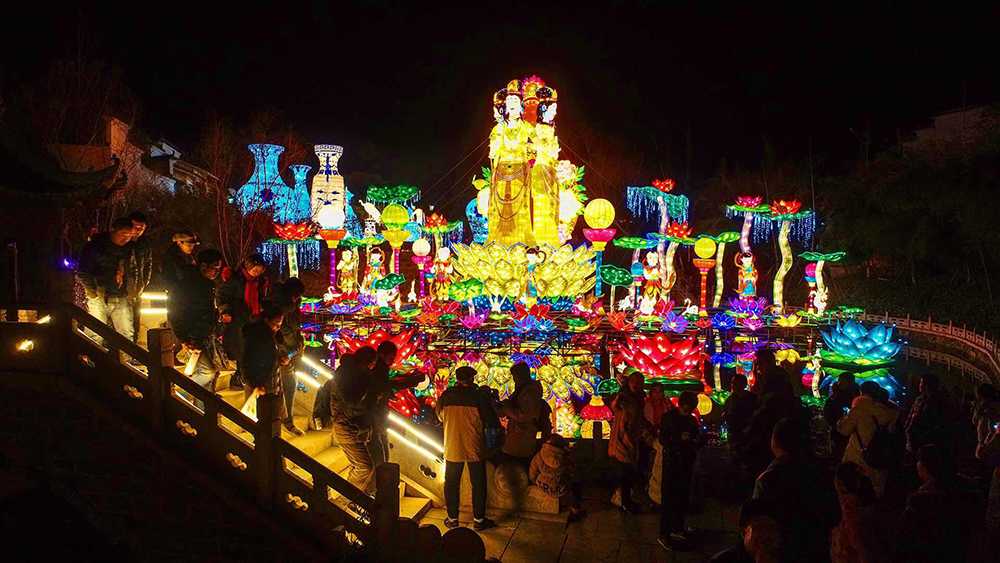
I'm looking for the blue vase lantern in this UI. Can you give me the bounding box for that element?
[275,164,313,225]
[235,144,291,215]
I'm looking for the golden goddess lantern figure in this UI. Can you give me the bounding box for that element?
[529,85,561,247]
[487,80,535,247]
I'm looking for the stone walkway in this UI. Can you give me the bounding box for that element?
[418,491,741,562]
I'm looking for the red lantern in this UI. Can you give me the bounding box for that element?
[736,195,763,208]
[337,328,418,368]
[666,222,693,239]
[652,178,676,193]
[613,334,704,379]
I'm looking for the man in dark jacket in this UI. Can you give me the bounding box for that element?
[268,278,306,436]
[125,211,153,341]
[169,249,224,392]
[78,218,135,342]
[752,418,837,561]
[436,366,497,531]
[219,253,270,389]
[824,372,860,460]
[659,391,702,551]
[722,374,757,454]
[895,444,978,562]
[904,373,952,455]
[159,230,198,292]
[241,305,285,423]
[329,347,379,493]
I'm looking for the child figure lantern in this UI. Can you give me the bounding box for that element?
[431,247,453,301]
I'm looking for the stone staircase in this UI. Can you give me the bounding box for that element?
[216,386,432,522]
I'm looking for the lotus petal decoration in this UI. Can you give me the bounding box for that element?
[821,321,901,363]
[613,333,704,379]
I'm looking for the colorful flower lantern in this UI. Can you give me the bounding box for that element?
[820,321,901,366]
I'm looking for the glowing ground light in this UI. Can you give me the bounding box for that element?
[388,412,445,455]
[294,370,322,390]
[140,308,168,315]
[300,355,335,380]
[16,339,34,352]
[36,315,51,324]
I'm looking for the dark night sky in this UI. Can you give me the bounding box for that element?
[3,3,999,201]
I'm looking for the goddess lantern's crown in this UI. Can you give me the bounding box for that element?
[493,88,507,106]
[506,79,523,98]
[538,86,558,103]
[522,75,545,101]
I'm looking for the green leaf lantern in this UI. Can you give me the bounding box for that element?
[372,273,405,290]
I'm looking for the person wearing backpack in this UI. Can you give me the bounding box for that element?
[837,381,900,498]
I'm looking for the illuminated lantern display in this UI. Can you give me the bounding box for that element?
[530,84,561,247]
[479,77,586,248]
[466,198,489,243]
[648,221,695,301]
[336,328,419,366]
[380,203,411,274]
[599,265,633,312]
[820,321,902,366]
[767,199,815,314]
[311,145,346,228]
[613,334,703,380]
[235,144,288,215]
[704,232,739,307]
[276,164,312,224]
[800,250,846,316]
[411,238,433,297]
[451,242,594,301]
[725,196,770,300]
[692,237,717,316]
[626,180,689,291]
[583,198,616,298]
[430,247,454,301]
[613,236,656,305]
[253,154,321,277]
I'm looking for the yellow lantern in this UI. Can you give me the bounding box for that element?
[381,204,410,229]
[583,198,615,229]
[696,393,713,415]
[694,237,717,260]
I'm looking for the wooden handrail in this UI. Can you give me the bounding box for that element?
[1,301,399,556]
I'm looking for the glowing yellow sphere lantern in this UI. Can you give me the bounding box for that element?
[694,237,717,260]
[381,204,410,229]
[583,198,615,229]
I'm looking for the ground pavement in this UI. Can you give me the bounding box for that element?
[418,487,742,562]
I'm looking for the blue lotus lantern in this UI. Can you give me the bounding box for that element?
[820,320,902,366]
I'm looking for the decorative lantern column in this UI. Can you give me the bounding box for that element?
[411,238,433,297]
[583,199,616,298]
[380,204,411,274]
[692,238,717,316]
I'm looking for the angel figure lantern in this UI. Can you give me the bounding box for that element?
[337,248,359,295]
[642,251,663,300]
[431,246,454,301]
[735,252,757,299]
[362,248,386,293]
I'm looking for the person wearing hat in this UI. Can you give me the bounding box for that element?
[160,229,199,293]
[436,366,497,531]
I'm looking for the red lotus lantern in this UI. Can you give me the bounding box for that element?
[652,178,676,193]
[770,199,802,216]
[336,328,418,368]
[736,195,763,208]
[665,222,693,240]
[273,222,314,240]
[613,334,704,379]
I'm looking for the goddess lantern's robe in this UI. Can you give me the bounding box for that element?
[530,123,561,247]
[487,119,535,247]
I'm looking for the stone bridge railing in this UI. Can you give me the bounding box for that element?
[861,312,1000,383]
[0,303,400,558]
